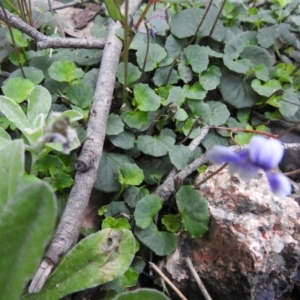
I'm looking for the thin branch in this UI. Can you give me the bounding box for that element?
[155,142,300,202]
[155,126,209,201]
[149,262,188,300]
[186,257,213,300]
[0,8,106,49]
[28,0,143,293]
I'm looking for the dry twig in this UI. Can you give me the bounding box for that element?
[149,262,188,300]
[28,0,143,293]
[186,257,213,300]
[0,8,106,49]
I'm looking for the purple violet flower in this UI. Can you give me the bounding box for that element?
[207,136,291,197]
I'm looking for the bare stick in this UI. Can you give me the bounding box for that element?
[0,8,106,49]
[149,262,188,300]
[155,142,300,202]
[155,126,209,201]
[28,0,143,293]
[186,257,213,300]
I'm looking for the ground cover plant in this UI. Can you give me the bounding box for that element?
[1,0,300,299]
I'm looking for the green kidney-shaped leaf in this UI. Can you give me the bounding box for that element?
[106,114,124,136]
[184,45,209,73]
[117,62,142,86]
[9,67,44,85]
[168,145,191,170]
[136,135,175,157]
[134,84,161,112]
[135,222,177,256]
[251,79,282,97]
[106,267,139,292]
[0,181,57,300]
[0,140,24,209]
[94,152,133,192]
[176,186,210,238]
[118,163,144,186]
[109,131,135,150]
[102,217,131,231]
[66,83,94,109]
[162,214,181,233]
[35,155,64,177]
[2,78,35,103]
[24,229,135,300]
[207,101,230,126]
[184,82,207,100]
[123,186,149,208]
[219,68,259,108]
[113,288,170,300]
[136,44,167,72]
[199,66,221,90]
[49,60,84,83]
[240,45,272,68]
[122,110,148,130]
[27,85,52,125]
[134,195,163,229]
[170,8,202,38]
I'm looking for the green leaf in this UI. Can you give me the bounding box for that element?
[24,229,135,300]
[106,268,139,292]
[170,8,202,38]
[104,202,130,218]
[0,181,57,300]
[176,186,210,238]
[184,45,209,73]
[165,34,188,57]
[48,60,84,83]
[134,195,163,229]
[123,186,149,208]
[103,0,125,23]
[135,222,177,256]
[251,79,282,97]
[207,101,230,126]
[9,67,44,85]
[153,66,179,86]
[118,163,144,186]
[136,135,175,157]
[184,82,207,100]
[136,44,167,72]
[224,31,257,59]
[66,83,94,109]
[117,62,141,86]
[122,110,148,130]
[106,114,124,136]
[102,217,131,231]
[27,85,52,125]
[35,155,64,177]
[223,55,252,74]
[182,118,201,139]
[199,66,221,90]
[113,288,170,300]
[168,145,191,170]
[257,26,279,48]
[280,88,300,117]
[0,140,24,209]
[109,131,135,150]
[134,84,161,112]
[44,173,73,191]
[0,96,31,134]
[240,45,272,68]
[138,156,173,185]
[255,64,270,81]
[162,214,181,233]
[5,28,30,47]
[95,152,133,192]
[219,68,259,108]
[201,131,231,150]
[178,64,193,83]
[167,86,185,107]
[57,110,84,123]
[2,78,35,103]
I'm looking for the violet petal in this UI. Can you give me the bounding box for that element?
[207,146,245,165]
[249,136,283,171]
[266,172,291,197]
